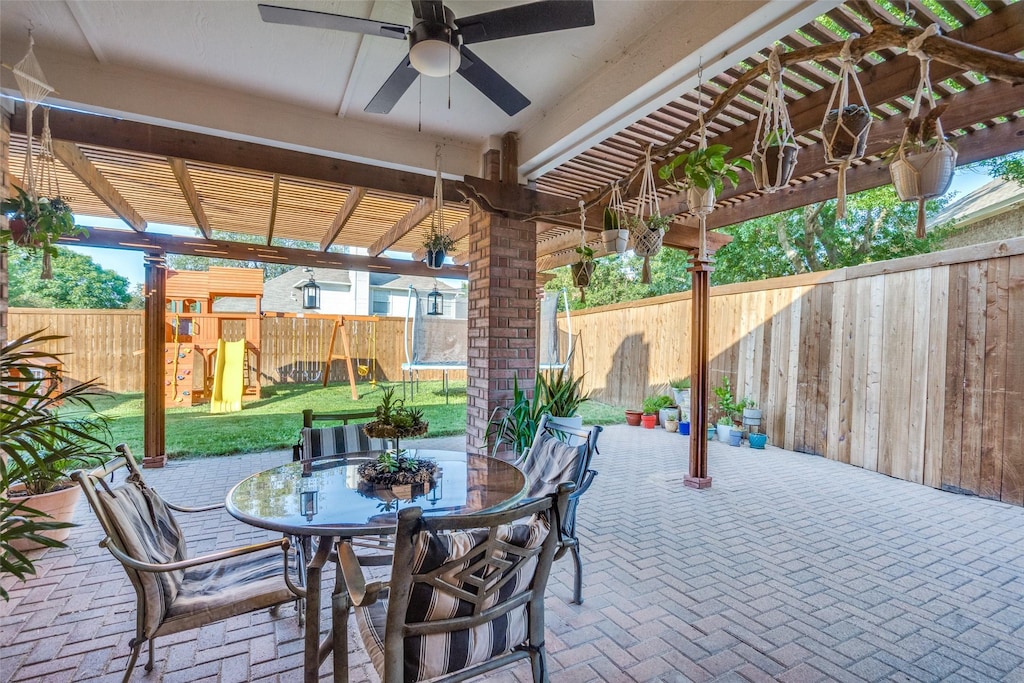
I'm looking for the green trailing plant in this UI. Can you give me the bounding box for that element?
[1,330,111,601]
[575,244,595,262]
[1,187,85,252]
[625,214,672,234]
[658,144,754,195]
[669,378,691,390]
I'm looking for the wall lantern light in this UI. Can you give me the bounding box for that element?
[427,285,443,316]
[302,268,321,310]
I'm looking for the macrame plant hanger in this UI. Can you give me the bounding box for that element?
[425,147,447,269]
[822,34,872,219]
[604,180,629,254]
[573,199,591,302]
[751,46,798,194]
[688,68,713,261]
[891,23,957,238]
[630,144,664,284]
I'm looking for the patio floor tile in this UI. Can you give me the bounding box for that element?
[3,427,1024,681]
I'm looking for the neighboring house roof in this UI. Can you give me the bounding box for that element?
[369,273,461,293]
[234,266,351,313]
[929,178,1024,230]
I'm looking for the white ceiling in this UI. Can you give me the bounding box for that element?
[0,0,830,184]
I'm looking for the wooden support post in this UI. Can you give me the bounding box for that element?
[685,251,713,489]
[500,133,518,186]
[143,252,167,468]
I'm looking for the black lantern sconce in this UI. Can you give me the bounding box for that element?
[427,285,443,316]
[302,268,320,310]
[300,489,319,522]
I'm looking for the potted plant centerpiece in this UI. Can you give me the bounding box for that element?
[658,144,752,215]
[422,225,455,270]
[601,207,629,254]
[2,331,111,597]
[1,187,86,280]
[363,386,428,453]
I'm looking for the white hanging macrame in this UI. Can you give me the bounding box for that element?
[602,181,630,254]
[822,34,872,219]
[571,200,594,302]
[13,32,54,203]
[890,24,957,238]
[629,145,665,284]
[751,46,798,194]
[425,148,448,269]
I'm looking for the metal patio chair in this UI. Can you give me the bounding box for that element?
[292,408,383,461]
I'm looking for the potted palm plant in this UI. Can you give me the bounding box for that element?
[2,331,110,598]
[659,144,753,215]
[1,187,86,280]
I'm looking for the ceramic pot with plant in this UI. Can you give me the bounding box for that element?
[742,402,762,431]
[751,130,799,191]
[707,426,717,441]
[2,331,111,593]
[749,433,768,449]
[658,402,678,427]
[538,367,590,443]
[624,409,643,427]
[728,429,743,447]
[669,378,691,413]
[571,244,596,290]
[716,417,734,442]
[600,207,629,254]
[888,104,957,205]
[422,226,455,270]
[823,105,871,160]
[664,416,679,432]
[641,395,666,428]
[678,417,691,436]
[1,187,87,280]
[658,144,753,215]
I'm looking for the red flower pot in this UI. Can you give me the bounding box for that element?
[641,414,657,429]
[624,409,642,427]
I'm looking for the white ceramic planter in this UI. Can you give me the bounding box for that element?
[687,186,717,215]
[601,229,630,253]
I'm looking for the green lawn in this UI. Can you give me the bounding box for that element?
[76,380,623,459]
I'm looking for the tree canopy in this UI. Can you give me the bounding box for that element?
[8,245,133,309]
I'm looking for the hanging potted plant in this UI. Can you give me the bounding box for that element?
[422,226,455,270]
[751,129,799,191]
[1,187,85,280]
[571,244,596,301]
[659,144,752,215]
[823,105,871,160]
[887,104,957,235]
[600,207,629,254]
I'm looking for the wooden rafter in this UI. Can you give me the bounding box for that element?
[56,226,468,279]
[168,158,211,238]
[266,174,280,245]
[410,213,472,261]
[51,140,147,232]
[367,198,435,257]
[319,186,366,252]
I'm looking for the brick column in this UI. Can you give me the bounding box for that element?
[1,110,10,348]
[465,211,537,457]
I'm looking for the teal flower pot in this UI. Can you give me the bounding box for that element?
[749,433,768,449]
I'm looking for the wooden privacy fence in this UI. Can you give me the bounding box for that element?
[6,312,462,394]
[565,237,1024,507]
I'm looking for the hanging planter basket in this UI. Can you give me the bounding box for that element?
[823,105,871,160]
[602,182,630,254]
[571,260,595,287]
[751,46,799,194]
[628,146,666,284]
[891,146,957,201]
[601,229,629,253]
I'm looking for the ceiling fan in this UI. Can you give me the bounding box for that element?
[258,0,595,116]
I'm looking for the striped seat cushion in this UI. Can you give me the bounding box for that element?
[97,476,188,639]
[520,434,587,498]
[355,514,550,682]
[301,425,386,459]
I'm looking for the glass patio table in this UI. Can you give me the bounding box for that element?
[225,450,527,683]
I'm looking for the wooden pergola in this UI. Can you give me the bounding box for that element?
[1,0,1023,482]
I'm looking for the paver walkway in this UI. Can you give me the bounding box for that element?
[3,427,1024,682]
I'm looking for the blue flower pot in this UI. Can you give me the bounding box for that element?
[728,430,742,447]
[679,421,690,436]
[749,433,768,449]
[707,427,716,440]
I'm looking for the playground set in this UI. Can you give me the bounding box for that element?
[164,266,380,412]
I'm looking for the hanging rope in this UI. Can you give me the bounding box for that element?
[13,31,53,204]
[629,144,665,283]
[822,34,872,219]
[425,147,449,268]
[752,46,798,194]
[573,200,591,302]
[892,23,957,238]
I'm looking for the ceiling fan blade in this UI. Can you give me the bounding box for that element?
[456,0,595,45]
[365,56,420,114]
[457,47,530,116]
[258,4,408,39]
[411,0,446,23]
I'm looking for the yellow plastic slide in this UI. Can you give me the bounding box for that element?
[210,339,245,414]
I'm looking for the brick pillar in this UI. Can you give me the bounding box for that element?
[1,110,10,348]
[465,211,537,457]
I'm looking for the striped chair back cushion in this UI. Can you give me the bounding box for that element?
[520,433,587,498]
[97,476,188,638]
[301,425,386,459]
[356,514,550,682]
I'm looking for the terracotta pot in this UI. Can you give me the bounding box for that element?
[641,414,657,429]
[7,483,81,550]
[752,144,799,191]
[624,409,642,427]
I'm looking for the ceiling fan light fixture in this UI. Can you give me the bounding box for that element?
[409,38,460,77]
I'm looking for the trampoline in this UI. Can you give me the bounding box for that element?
[539,288,573,371]
[401,286,467,403]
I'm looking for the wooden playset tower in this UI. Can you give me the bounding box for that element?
[164,267,263,408]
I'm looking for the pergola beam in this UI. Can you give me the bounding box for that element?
[367,198,435,257]
[168,158,211,239]
[320,186,366,252]
[57,226,468,279]
[51,140,147,232]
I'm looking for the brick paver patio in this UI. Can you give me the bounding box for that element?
[3,426,1024,682]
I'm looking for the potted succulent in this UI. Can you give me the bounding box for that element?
[751,130,800,191]
[1,187,86,280]
[664,415,679,433]
[363,385,428,452]
[601,207,629,254]
[422,225,455,269]
[822,105,872,160]
[658,144,753,215]
[657,397,678,428]
[669,378,691,414]
[2,331,111,597]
